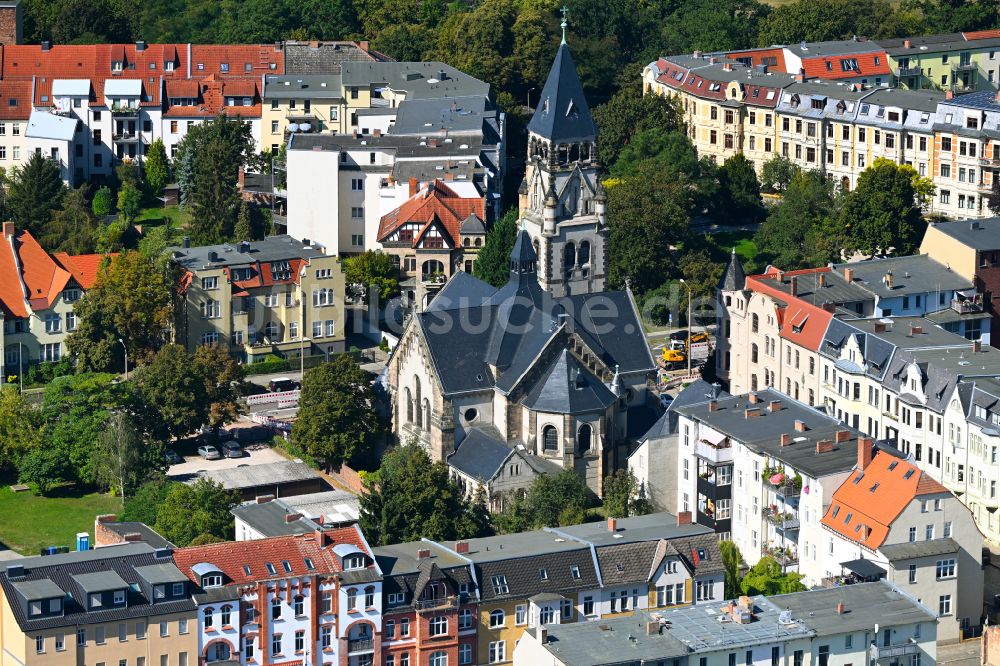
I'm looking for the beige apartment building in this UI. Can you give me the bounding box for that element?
[170,235,345,363]
[0,544,197,666]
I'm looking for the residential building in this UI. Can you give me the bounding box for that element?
[172,527,381,666]
[921,217,1000,338]
[0,222,111,378]
[94,515,176,549]
[373,540,478,666]
[197,460,329,501]
[951,377,1000,541]
[376,178,486,310]
[169,235,345,362]
[0,543,198,666]
[515,582,937,666]
[673,387,868,584]
[387,230,656,497]
[880,32,1000,93]
[821,446,982,642]
[518,41,607,297]
[232,491,361,541]
[931,90,999,218]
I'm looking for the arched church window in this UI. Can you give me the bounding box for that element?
[577,424,592,454]
[405,387,413,423]
[563,243,576,279]
[414,377,423,428]
[542,425,558,451]
[578,241,590,277]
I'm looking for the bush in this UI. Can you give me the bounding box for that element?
[245,354,291,375]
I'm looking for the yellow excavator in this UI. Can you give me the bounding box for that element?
[662,347,687,369]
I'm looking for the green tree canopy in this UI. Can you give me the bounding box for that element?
[91,411,162,500]
[154,478,241,546]
[116,183,142,226]
[234,200,253,242]
[755,170,841,270]
[359,443,487,546]
[292,354,383,471]
[67,251,172,371]
[717,153,765,223]
[593,87,684,168]
[759,155,800,194]
[131,344,209,441]
[0,386,43,473]
[757,0,920,45]
[839,160,925,257]
[144,138,170,197]
[120,478,174,525]
[41,186,100,254]
[474,208,519,288]
[194,345,245,431]
[343,251,400,303]
[602,469,650,519]
[525,470,592,528]
[6,153,66,237]
[92,185,115,216]
[720,540,744,598]
[740,555,807,595]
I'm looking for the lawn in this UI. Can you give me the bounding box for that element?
[0,483,121,555]
[712,230,759,262]
[135,204,190,229]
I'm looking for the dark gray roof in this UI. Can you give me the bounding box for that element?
[883,346,1000,414]
[527,615,689,666]
[341,61,490,100]
[423,271,497,313]
[374,541,470,576]
[594,541,658,586]
[522,350,616,415]
[199,460,323,490]
[770,581,936,633]
[459,213,486,234]
[879,537,960,561]
[840,558,886,579]
[668,533,725,575]
[834,255,972,298]
[263,74,343,100]
[168,235,325,271]
[475,546,599,601]
[926,217,1000,251]
[0,545,195,631]
[549,512,713,547]
[231,500,323,537]
[527,44,596,143]
[719,249,747,291]
[782,39,883,58]
[282,41,386,75]
[11,578,64,601]
[133,563,189,585]
[875,32,968,55]
[674,388,865,479]
[447,427,513,481]
[100,522,175,549]
[859,88,944,113]
[392,95,497,136]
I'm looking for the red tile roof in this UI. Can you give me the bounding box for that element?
[0,79,32,120]
[725,48,787,73]
[51,252,115,289]
[189,45,283,78]
[172,528,370,585]
[0,226,71,318]
[800,52,891,80]
[746,268,834,352]
[165,79,200,98]
[964,30,1000,40]
[821,452,948,549]
[377,180,485,247]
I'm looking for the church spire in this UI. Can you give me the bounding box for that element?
[560,5,568,45]
[527,38,596,144]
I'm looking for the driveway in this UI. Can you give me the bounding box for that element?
[165,442,288,482]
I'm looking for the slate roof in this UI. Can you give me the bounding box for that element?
[0,544,195,632]
[879,538,960,561]
[719,249,746,291]
[198,460,322,491]
[474,546,598,602]
[527,43,596,143]
[525,613,690,665]
[770,581,935,634]
[448,427,514,482]
[926,217,1000,251]
[834,254,973,299]
[667,533,726,576]
[522,349,617,415]
[549,512,713,547]
[594,541,659,586]
[99,521,175,549]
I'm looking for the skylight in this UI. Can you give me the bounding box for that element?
[904,469,915,479]
[888,461,898,471]
[281,560,292,573]
[265,563,277,575]
[304,558,315,570]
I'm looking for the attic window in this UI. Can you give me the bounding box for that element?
[841,58,859,72]
[903,469,915,479]
[281,560,292,573]
[570,565,581,579]
[888,461,898,471]
[538,569,548,580]
[265,563,277,575]
[766,90,775,100]
[202,574,223,589]
[752,88,759,97]
[491,575,509,595]
[304,558,315,570]
[869,483,879,493]
[844,512,853,524]
[220,63,230,73]
[8,99,16,106]
[876,106,885,118]
[697,548,707,560]
[243,565,251,576]
[832,506,840,518]
[566,99,576,117]
[826,61,833,71]
[615,563,624,573]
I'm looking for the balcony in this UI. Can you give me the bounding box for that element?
[951,295,984,314]
[896,66,921,77]
[979,157,1000,167]
[347,638,374,654]
[113,132,143,143]
[772,481,801,499]
[413,595,458,612]
[763,544,798,566]
[870,642,921,660]
[111,106,139,119]
[694,438,733,464]
[951,62,977,72]
[765,508,800,531]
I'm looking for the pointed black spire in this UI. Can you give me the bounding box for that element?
[527,43,596,144]
[509,229,538,279]
[718,248,747,292]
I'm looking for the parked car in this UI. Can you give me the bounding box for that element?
[221,441,243,458]
[197,445,222,460]
[163,449,183,465]
[668,330,709,345]
[268,377,300,393]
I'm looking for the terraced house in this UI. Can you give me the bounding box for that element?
[0,543,197,666]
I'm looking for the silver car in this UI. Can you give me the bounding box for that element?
[220,441,243,458]
[197,444,222,460]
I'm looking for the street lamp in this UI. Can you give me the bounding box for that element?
[679,279,693,377]
[118,338,128,380]
[527,87,536,110]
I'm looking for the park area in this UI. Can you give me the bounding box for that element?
[0,482,119,556]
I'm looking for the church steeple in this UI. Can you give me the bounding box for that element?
[527,42,596,145]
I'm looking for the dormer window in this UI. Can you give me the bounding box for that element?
[90,593,102,608]
[343,555,365,571]
[202,574,222,589]
[154,585,166,599]
[165,61,175,72]
[29,601,42,616]
[172,582,185,596]
[220,63,229,73]
[265,563,277,575]
[112,61,123,73]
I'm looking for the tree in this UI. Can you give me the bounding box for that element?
[525,470,592,528]
[717,153,765,223]
[874,157,934,209]
[91,411,160,500]
[18,447,69,495]
[144,138,170,197]
[193,344,245,431]
[493,491,535,534]
[0,386,43,473]
[5,153,65,237]
[92,185,115,216]
[609,129,718,213]
[740,555,806,596]
[720,540,744,598]
[67,251,172,371]
[839,160,925,257]
[234,200,252,242]
[154,478,240,546]
[42,186,100,254]
[757,0,918,45]
[659,0,771,54]
[117,182,142,226]
[474,208,518,288]
[359,443,486,546]
[755,170,840,269]
[343,251,400,303]
[293,354,383,470]
[680,249,725,301]
[989,178,1000,216]
[759,155,799,194]
[131,345,208,441]
[592,86,683,168]
[120,478,174,525]
[603,468,640,518]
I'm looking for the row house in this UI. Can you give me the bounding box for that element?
[951,377,1000,542]
[169,235,346,362]
[0,222,112,377]
[0,543,198,666]
[516,583,937,666]
[172,528,382,666]
[672,387,866,583]
[931,90,1000,218]
[821,446,982,642]
[727,38,893,88]
[880,32,1000,93]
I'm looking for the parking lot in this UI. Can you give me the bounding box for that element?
[165,420,290,481]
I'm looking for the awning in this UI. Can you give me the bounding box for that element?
[840,559,886,580]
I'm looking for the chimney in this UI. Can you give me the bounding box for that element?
[359,40,370,51]
[836,602,846,614]
[540,627,548,644]
[373,128,381,137]
[821,302,836,313]
[723,62,733,72]
[795,72,805,83]
[843,267,854,282]
[995,89,1000,104]
[284,512,303,523]
[677,511,692,525]
[874,322,886,333]
[255,494,275,504]
[444,171,454,181]
[749,392,761,404]
[790,276,798,296]
[909,324,922,336]
[745,407,761,419]
[123,532,143,542]
[238,167,245,188]
[858,437,873,472]
[646,620,660,635]
[835,429,851,444]
[903,39,912,48]
[408,177,418,197]
[417,549,431,559]
[816,439,834,453]
[41,40,51,51]
[974,340,983,353]
[428,138,438,148]
[794,420,807,432]
[780,433,792,446]
[136,40,147,51]
[945,90,954,100]
[769,400,782,413]
[455,541,469,554]
[708,400,719,412]
[2,221,13,239]
[709,56,717,65]
[607,517,618,533]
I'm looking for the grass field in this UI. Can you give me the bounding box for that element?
[0,483,120,555]
[712,230,759,262]
[135,204,190,229]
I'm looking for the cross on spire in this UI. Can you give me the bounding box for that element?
[560,5,569,45]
